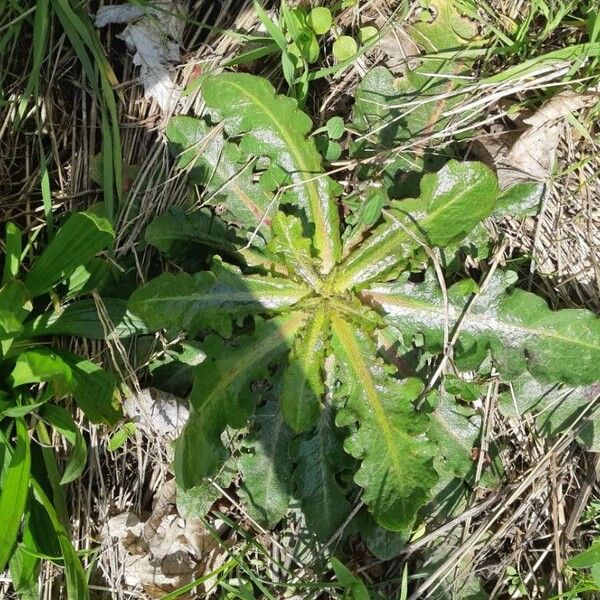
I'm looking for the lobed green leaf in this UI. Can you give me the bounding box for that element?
[175,311,306,489]
[239,401,293,527]
[334,160,499,291]
[200,73,341,271]
[330,316,437,530]
[23,298,148,340]
[280,306,328,432]
[268,212,323,290]
[363,272,600,386]
[293,405,352,540]
[498,375,600,450]
[166,118,274,243]
[129,257,310,333]
[428,393,483,485]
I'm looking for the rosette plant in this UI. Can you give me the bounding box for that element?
[130,73,600,538]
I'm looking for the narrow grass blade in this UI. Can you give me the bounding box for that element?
[41,405,87,485]
[24,212,114,297]
[31,479,89,600]
[160,559,237,599]
[49,0,122,220]
[2,221,22,283]
[0,419,31,572]
[39,152,53,236]
[16,0,49,121]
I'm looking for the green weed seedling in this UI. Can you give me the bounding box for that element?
[130,72,600,546]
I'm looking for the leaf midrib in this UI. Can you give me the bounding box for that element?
[364,290,600,354]
[138,287,309,307]
[220,79,336,270]
[332,316,403,477]
[336,171,488,291]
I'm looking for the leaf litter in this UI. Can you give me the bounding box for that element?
[95,1,186,112]
[479,91,599,188]
[103,480,227,598]
[124,388,189,439]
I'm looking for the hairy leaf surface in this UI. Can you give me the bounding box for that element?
[145,207,241,255]
[132,68,600,546]
[23,298,147,339]
[280,306,329,432]
[411,0,478,52]
[175,311,306,489]
[239,401,293,527]
[363,273,600,385]
[201,73,341,271]
[352,1,477,173]
[145,207,287,273]
[335,160,499,291]
[330,316,437,530]
[268,212,322,290]
[166,117,274,241]
[130,258,310,332]
[294,405,352,540]
[352,66,456,163]
[428,393,482,484]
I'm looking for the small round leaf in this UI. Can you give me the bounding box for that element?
[309,7,332,35]
[325,140,342,161]
[315,135,341,161]
[332,36,358,62]
[326,116,345,140]
[359,25,378,44]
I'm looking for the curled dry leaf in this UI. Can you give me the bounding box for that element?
[95,1,185,111]
[492,91,598,188]
[103,480,226,598]
[124,388,189,439]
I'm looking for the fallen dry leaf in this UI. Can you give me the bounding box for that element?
[124,388,189,439]
[95,4,145,27]
[378,25,421,72]
[104,480,226,598]
[95,1,185,111]
[494,91,598,188]
[365,11,421,74]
